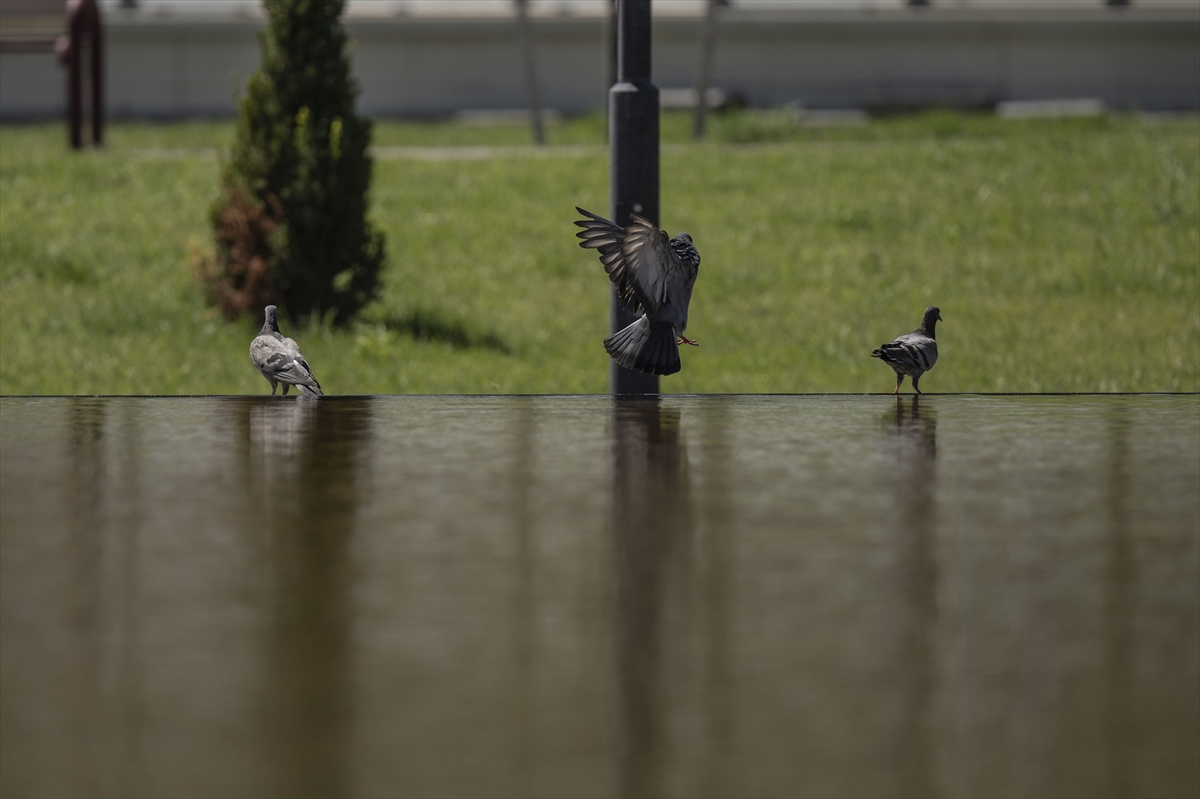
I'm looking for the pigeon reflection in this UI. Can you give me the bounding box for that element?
[610,398,693,799]
[887,394,937,463]
[883,395,939,796]
[66,399,107,551]
[249,395,318,464]
[244,397,373,799]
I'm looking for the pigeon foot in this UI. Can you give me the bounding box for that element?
[677,335,699,347]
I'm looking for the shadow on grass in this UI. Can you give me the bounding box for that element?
[371,308,512,354]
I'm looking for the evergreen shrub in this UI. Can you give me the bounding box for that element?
[199,0,385,325]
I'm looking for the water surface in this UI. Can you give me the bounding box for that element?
[2,395,1197,798]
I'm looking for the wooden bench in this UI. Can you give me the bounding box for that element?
[0,0,103,148]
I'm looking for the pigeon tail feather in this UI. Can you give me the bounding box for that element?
[873,345,902,364]
[604,316,681,376]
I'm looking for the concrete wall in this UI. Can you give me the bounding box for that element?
[1,5,1197,120]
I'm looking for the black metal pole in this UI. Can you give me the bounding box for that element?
[610,0,659,395]
[605,0,617,136]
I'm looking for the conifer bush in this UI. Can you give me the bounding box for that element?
[201,0,385,325]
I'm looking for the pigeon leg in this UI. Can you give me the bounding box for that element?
[282,384,290,396]
[913,374,922,395]
[893,374,903,395]
[676,334,699,347]
[270,381,277,396]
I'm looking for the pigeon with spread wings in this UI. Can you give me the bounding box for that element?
[574,207,701,376]
[250,305,324,396]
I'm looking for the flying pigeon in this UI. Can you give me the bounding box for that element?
[574,207,700,376]
[872,306,941,394]
[250,305,323,396]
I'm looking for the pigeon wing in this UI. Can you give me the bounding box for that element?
[277,355,320,386]
[576,208,674,316]
[877,331,938,372]
[616,213,678,317]
[280,336,318,378]
[281,335,304,357]
[250,335,284,373]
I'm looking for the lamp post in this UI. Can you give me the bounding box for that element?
[609,0,659,395]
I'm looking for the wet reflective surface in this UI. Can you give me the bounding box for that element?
[1,395,1197,799]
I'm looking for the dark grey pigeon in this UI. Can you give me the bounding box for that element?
[872,306,942,394]
[250,305,323,396]
[574,207,701,376]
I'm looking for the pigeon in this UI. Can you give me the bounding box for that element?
[574,207,700,376]
[249,305,323,396]
[872,306,941,394]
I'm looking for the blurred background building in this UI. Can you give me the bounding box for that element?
[1,0,1198,121]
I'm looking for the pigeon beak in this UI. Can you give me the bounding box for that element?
[937,311,943,321]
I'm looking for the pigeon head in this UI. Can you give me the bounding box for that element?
[670,232,700,268]
[921,306,942,334]
[261,305,280,335]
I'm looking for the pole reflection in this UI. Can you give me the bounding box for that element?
[698,402,733,797]
[243,397,373,799]
[509,400,537,796]
[1104,405,1133,797]
[883,395,940,798]
[610,398,693,799]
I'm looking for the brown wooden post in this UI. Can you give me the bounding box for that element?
[57,0,103,149]
[89,1,103,146]
[58,16,80,148]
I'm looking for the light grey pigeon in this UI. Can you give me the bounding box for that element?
[574,207,701,376]
[250,305,323,396]
[872,306,941,394]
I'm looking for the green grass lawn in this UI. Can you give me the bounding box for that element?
[1,111,1197,394]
